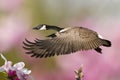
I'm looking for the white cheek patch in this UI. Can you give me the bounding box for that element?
[98,34,103,39]
[40,25,46,30]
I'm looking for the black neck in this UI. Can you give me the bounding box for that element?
[47,25,63,31]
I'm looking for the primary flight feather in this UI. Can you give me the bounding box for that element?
[23,24,111,58]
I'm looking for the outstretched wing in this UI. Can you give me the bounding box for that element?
[23,27,103,58]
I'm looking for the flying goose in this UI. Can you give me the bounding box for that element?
[23,24,111,58]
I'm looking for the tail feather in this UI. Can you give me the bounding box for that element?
[101,39,111,47]
[94,47,102,54]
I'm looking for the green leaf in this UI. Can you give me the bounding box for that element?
[0,71,8,80]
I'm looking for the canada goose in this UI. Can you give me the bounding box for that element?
[23,24,111,58]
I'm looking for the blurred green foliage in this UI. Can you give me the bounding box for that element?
[0,71,8,80]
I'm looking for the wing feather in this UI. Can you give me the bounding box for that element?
[23,27,104,58]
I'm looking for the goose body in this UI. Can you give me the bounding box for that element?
[23,24,111,58]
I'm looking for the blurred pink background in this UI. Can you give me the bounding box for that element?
[0,0,120,80]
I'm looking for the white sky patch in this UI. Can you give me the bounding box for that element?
[40,25,46,30]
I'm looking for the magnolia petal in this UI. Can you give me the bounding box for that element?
[3,61,12,72]
[0,53,31,80]
[13,62,25,70]
[22,68,31,74]
[16,71,25,80]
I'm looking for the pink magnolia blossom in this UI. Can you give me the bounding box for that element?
[0,53,31,80]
